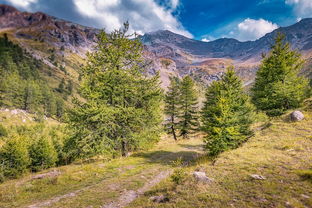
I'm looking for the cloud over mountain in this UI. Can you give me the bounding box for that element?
[2,0,192,38]
[233,18,279,41]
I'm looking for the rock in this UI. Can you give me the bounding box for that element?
[290,111,304,121]
[32,170,61,180]
[301,194,310,199]
[250,174,266,180]
[193,171,213,183]
[149,195,169,203]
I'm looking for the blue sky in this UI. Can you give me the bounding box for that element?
[1,0,312,41]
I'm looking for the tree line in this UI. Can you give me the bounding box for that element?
[0,34,66,118]
[165,33,310,156]
[0,26,310,181]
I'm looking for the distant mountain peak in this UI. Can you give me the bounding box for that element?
[0,4,19,15]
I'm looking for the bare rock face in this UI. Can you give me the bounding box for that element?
[193,171,213,183]
[290,111,304,121]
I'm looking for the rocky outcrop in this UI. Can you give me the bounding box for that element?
[0,4,98,53]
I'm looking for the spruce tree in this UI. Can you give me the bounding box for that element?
[202,67,254,156]
[252,33,309,116]
[164,76,180,141]
[178,76,199,139]
[66,23,163,159]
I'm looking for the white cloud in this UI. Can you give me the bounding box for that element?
[170,0,179,9]
[286,0,312,18]
[5,0,37,9]
[201,38,210,42]
[235,18,278,41]
[73,0,192,38]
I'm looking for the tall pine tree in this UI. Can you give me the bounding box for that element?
[164,76,180,141]
[178,76,199,139]
[252,33,309,116]
[202,67,254,156]
[66,23,163,159]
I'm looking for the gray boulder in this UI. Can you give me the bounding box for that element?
[290,111,304,121]
[193,171,213,183]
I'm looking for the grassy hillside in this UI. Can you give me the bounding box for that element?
[129,110,312,208]
[0,108,311,207]
[0,31,82,118]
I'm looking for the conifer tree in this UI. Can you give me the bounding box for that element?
[202,67,254,156]
[252,33,309,116]
[178,76,199,139]
[67,23,163,159]
[164,76,180,141]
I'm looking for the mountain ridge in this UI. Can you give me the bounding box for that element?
[0,4,311,87]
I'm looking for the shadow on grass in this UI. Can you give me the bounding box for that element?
[178,144,204,151]
[132,150,204,166]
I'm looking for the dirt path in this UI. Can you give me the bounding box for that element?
[102,170,172,208]
[1,138,204,208]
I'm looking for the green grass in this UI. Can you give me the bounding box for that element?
[0,133,204,208]
[128,111,312,208]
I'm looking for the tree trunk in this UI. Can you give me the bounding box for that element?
[171,126,177,141]
[121,140,127,157]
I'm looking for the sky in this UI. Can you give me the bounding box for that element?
[0,0,312,42]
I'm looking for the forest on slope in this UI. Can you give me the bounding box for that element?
[0,13,311,208]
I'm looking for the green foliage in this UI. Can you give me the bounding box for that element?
[0,124,7,137]
[170,157,187,185]
[0,34,67,118]
[202,67,254,156]
[29,137,58,171]
[66,23,163,160]
[170,168,187,185]
[0,136,30,178]
[178,76,199,138]
[164,76,181,141]
[252,33,309,116]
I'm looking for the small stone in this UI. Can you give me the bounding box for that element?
[250,174,266,180]
[193,171,213,183]
[301,194,310,199]
[290,111,304,121]
[32,170,61,180]
[149,195,169,203]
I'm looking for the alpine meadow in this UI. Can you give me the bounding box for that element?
[0,1,311,208]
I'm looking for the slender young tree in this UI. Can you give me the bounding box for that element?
[178,76,199,139]
[252,33,309,116]
[202,67,254,156]
[66,23,163,159]
[164,76,181,141]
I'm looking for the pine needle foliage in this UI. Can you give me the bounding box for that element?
[178,76,199,139]
[251,33,309,116]
[164,76,181,141]
[202,67,254,156]
[66,23,163,159]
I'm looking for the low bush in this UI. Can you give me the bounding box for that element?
[0,136,30,178]
[29,137,58,172]
[0,124,7,137]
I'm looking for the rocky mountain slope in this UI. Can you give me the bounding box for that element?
[0,4,311,88]
[142,18,312,86]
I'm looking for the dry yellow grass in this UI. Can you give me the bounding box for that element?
[129,111,312,208]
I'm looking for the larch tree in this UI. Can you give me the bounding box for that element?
[164,76,181,141]
[178,75,199,139]
[252,33,309,116]
[202,67,254,156]
[66,23,163,159]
